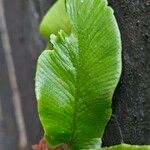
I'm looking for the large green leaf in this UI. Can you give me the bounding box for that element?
[35,0,121,149]
[39,0,71,39]
[103,144,150,150]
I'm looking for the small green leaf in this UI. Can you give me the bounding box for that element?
[103,144,150,150]
[40,0,71,39]
[35,0,121,149]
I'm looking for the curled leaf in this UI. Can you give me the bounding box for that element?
[40,0,71,39]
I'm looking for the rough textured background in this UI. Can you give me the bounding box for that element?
[0,0,150,150]
[103,0,150,146]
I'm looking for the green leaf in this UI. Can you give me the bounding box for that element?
[35,0,121,149]
[103,144,150,150]
[39,0,71,39]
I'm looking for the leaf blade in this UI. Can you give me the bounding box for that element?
[36,0,122,149]
[103,144,150,150]
[40,0,71,39]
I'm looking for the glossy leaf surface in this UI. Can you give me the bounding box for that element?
[36,0,121,149]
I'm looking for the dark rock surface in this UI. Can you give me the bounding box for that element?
[103,0,150,147]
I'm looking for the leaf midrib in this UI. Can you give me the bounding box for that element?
[68,36,80,148]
